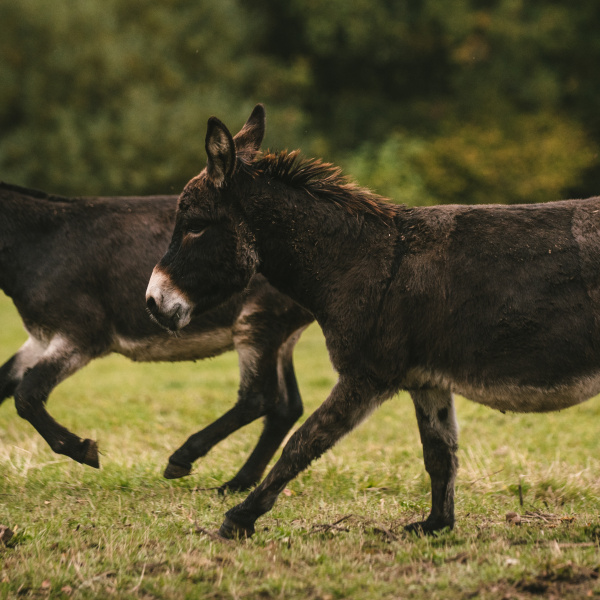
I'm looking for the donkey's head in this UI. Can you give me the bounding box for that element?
[146,105,265,331]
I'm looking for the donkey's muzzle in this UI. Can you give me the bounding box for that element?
[146,293,188,332]
[145,267,193,331]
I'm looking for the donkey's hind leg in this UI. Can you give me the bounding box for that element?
[0,355,19,405]
[406,389,458,534]
[13,335,97,467]
[0,338,49,405]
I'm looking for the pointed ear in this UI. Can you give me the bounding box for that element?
[205,117,236,186]
[233,104,266,158]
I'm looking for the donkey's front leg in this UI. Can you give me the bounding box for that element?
[406,388,458,534]
[165,329,305,486]
[219,377,386,539]
[164,342,280,479]
[219,329,306,492]
[164,400,268,480]
[13,338,96,467]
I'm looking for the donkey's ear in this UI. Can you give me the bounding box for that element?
[205,117,236,186]
[233,104,266,157]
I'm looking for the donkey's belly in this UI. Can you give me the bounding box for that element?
[113,328,234,362]
[456,374,600,413]
[406,367,600,413]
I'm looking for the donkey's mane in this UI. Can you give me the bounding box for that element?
[0,181,74,203]
[244,150,399,221]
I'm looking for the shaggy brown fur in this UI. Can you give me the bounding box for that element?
[243,150,399,220]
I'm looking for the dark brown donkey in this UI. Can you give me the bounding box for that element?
[0,182,312,490]
[148,104,600,538]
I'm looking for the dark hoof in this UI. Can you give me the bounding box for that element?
[404,519,453,535]
[80,439,100,468]
[164,461,192,479]
[218,516,255,540]
[217,478,252,495]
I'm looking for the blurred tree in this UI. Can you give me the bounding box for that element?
[0,0,598,203]
[342,134,430,206]
[0,0,310,195]
[246,0,599,203]
[418,113,595,204]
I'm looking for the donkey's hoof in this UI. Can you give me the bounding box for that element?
[81,439,100,469]
[404,519,453,536]
[217,478,253,494]
[218,516,255,540]
[164,461,191,479]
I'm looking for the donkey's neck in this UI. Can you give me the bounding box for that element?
[243,179,401,326]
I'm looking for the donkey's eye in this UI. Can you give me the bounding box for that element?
[186,222,209,237]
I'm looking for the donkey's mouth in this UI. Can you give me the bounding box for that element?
[145,266,194,332]
[146,302,191,334]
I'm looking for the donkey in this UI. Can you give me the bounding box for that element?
[0,181,312,490]
[147,104,600,538]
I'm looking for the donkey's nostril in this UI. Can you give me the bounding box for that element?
[146,295,158,313]
[173,304,182,320]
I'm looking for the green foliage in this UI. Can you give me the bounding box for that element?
[1,0,599,202]
[0,0,310,196]
[342,134,431,206]
[419,113,596,204]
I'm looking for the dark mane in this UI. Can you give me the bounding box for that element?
[0,181,74,203]
[244,150,400,221]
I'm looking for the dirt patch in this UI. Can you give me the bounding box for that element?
[0,525,14,546]
[474,562,599,599]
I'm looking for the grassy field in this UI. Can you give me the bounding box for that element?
[1,290,599,599]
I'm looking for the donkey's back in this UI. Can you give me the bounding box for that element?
[11,189,239,359]
[377,198,600,412]
[4,187,207,355]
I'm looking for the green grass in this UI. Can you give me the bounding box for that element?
[1,290,599,599]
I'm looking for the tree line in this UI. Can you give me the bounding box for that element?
[1,0,598,205]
